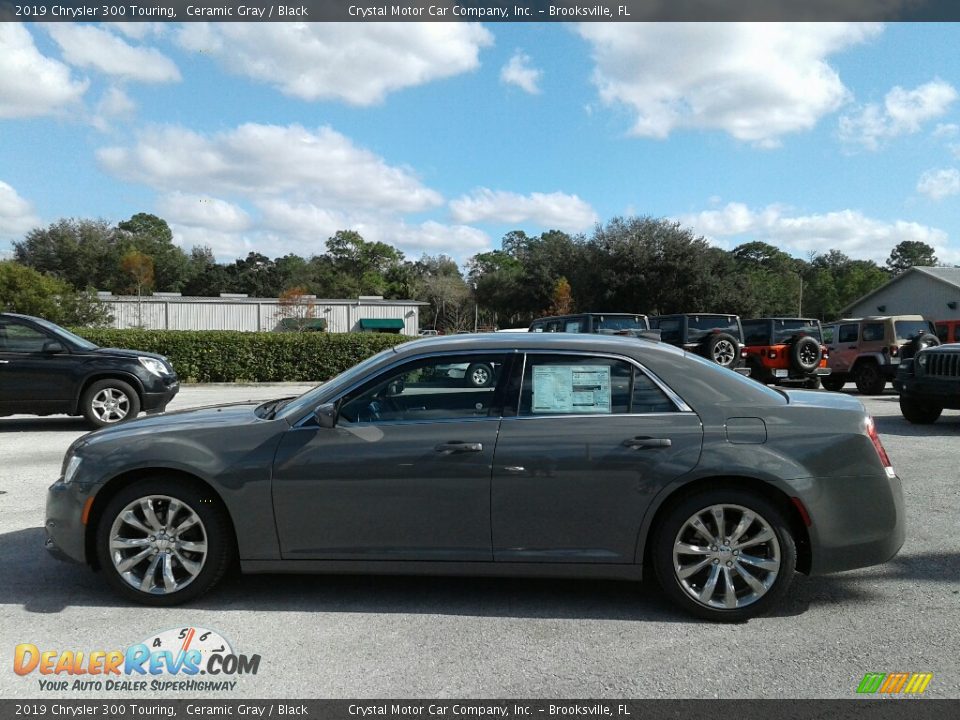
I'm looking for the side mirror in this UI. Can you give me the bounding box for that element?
[314,402,338,428]
[42,340,65,354]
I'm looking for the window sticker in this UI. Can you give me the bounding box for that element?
[532,365,612,414]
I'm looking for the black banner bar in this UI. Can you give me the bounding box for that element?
[2,700,957,720]
[4,0,960,22]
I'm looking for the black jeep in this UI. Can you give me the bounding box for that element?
[894,343,960,423]
[649,314,745,369]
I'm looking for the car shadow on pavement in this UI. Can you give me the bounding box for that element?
[874,414,960,437]
[0,417,91,433]
[5,527,957,622]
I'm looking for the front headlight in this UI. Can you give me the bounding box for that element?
[138,356,170,377]
[916,353,929,371]
[62,455,82,484]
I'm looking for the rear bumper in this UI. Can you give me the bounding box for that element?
[799,471,905,576]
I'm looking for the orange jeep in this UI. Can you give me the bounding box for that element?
[741,318,830,389]
[935,319,960,344]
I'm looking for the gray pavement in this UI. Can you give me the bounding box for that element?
[1,384,958,699]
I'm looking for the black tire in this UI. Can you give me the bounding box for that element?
[95,477,235,606]
[899,396,943,424]
[702,333,740,369]
[465,362,494,387]
[651,487,797,622]
[821,375,846,392]
[902,333,940,360]
[803,376,822,390]
[789,336,821,373]
[82,379,141,428]
[854,362,886,395]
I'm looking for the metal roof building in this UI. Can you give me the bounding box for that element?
[841,266,960,321]
[97,293,429,335]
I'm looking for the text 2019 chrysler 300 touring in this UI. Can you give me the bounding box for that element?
[45,333,904,621]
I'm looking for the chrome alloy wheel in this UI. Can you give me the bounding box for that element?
[711,340,736,366]
[90,387,131,423]
[109,495,208,595]
[672,504,781,610]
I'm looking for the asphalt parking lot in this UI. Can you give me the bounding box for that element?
[1,383,958,699]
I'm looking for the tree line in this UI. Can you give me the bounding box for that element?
[2,212,940,330]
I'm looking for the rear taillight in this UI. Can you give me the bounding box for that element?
[740,348,748,359]
[822,348,829,359]
[866,416,896,478]
[890,345,899,357]
[767,349,777,359]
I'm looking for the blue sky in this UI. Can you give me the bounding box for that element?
[3,21,960,266]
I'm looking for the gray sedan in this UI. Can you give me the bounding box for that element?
[45,333,904,621]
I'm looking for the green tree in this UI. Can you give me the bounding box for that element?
[13,218,117,291]
[115,213,189,292]
[0,261,111,326]
[886,240,938,275]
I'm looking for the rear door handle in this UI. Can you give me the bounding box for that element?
[435,441,483,455]
[622,437,672,449]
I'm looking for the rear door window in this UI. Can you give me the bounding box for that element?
[861,323,885,342]
[838,324,859,343]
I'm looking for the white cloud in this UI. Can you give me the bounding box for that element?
[106,22,167,41]
[576,23,880,146]
[933,122,959,138]
[97,123,443,213]
[158,193,252,232]
[840,79,958,150]
[46,25,180,83]
[91,86,136,131]
[678,200,951,263]
[175,23,493,105]
[0,24,88,118]
[0,181,41,241]
[500,51,542,94]
[450,189,598,232]
[917,168,960,201]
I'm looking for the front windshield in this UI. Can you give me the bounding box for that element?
[275,345,401,421]
[31,317,98,350]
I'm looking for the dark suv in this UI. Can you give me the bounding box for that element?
[529,313,650,334]
[0,313,179,427]
[741,318,830,389]
[894,343,960,423]
[649,314,745,369]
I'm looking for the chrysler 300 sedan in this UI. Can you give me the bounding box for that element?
[45,333,904,621]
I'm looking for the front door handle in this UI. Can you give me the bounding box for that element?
[622,436,672,449]
[435,441,483,455]
[0,360,8,364]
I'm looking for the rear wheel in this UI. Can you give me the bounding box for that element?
[803,376,822,390]
[899,396,942,424]
[465,362,494,387]
[854,362,886,395]
[95,478,234,606]
[652,488,796,622]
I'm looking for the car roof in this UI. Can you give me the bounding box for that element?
[393,331,685,358]
[531,312,648,321]
[653,313,740,318]
[743,317,821,323]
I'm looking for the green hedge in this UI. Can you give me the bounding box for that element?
[71,329,411,383]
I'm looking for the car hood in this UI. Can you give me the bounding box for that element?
[81,402,269,446]
[91,347,169,363]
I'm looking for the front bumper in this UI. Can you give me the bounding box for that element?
[142,378,179,413]
[44,478,90,564]
[896,376,960,407]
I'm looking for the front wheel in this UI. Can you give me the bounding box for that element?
[82,379,141,428]
[95,478,235,606]
[821,375,846,392]
[804,376,822,390]
[899,396,943,424]
[652,489,797,622]
[854,363,886,395]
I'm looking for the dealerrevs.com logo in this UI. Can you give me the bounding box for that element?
[13,627,260,693]
[857,672,934,695]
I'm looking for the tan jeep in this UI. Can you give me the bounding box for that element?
[821,315,938,394]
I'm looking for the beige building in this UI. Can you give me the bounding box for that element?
[842,266,960,322]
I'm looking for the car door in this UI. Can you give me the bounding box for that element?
[491,352,703,564]
[0,318,77,415]
[271,352,511,561]
[829,322,860,373]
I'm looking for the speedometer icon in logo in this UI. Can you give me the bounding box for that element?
[140,626,233,672]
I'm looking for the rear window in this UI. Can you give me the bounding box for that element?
[773,320,822,343]
[894,320,935,342]
[687,316,741,342]
[653,317,682,344]
[741,321,770,345]
[594,315,648,332]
